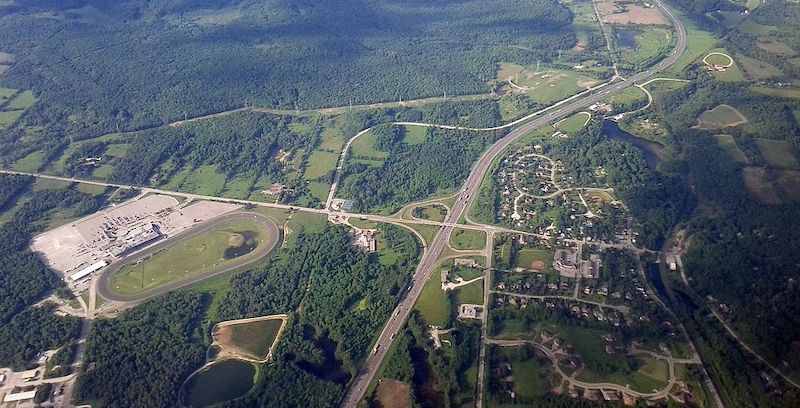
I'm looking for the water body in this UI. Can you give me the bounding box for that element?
[603,120,667,170]
[223,230,259,259]
[181,359,255,407]
[616,28,643,48]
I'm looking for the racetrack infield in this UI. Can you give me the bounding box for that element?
[98,212,279,302]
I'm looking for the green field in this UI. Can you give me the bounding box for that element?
[618,27,672,69]
[350,130,389,160]
[415,272,450,327]
[109,218,270,296]
[76,183,109,195]
[221,171,257,199]
[180,164,227,196]
[0,110,23,128]
[12,150,45,172]
[0,87,16,102]
[576,356,669,394]
[216,318,283,360]
[284,211,327,247]
[515,249,553,272]
[713,135,749,164]
[304,150,338,180]
[667,11,718,75]
[705,49,746,82]
[401,125,428,145]
[755,139,800,169]
[736,54,783,80]
[6,90,36,110]
[454,280,484,305]
[751,86,800,99]
[405,223,441,247]
[412,204,448,222]
[450,228,486,250]
[695,104,748,129]
[555,112,590,134]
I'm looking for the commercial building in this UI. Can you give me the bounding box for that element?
[69,260,108,281]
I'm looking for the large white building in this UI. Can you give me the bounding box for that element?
[69,260,108,281]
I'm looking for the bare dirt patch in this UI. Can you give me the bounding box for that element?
[596,0,667,25]
[742,167,781,204]
[375,379,411,408]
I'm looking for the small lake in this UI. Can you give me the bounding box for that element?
[603,120,668,170]
[616,28,643,48]
[223,230,259,259]
[181,359,255,407]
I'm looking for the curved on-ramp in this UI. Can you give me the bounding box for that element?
[97,212,280,303]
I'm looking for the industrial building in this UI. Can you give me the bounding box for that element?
[69,260,108,281]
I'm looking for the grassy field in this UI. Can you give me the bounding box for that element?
[454,280,484,305]
[742,166,781,204]
[736,54,784,80]
[0,87,16,102]
[405,223,441,247]
[0,110,23,128]
[415,271,451,327]
[284,211,327,247]
[499,64,599,105]
[515,249,553,272]
[109,218,270,296]
[667,11,718,75]
[216,318,283,360]
[713,135,749,164]
[618,27,672,68]
[402,125,428,145]
[554,112,590,134]
[6,90,36,110]
[304,150,338,180]
[32,177,72,191]
[180,164,227,196]
[12,150,45,172]
[705,49,746,82]
[412,204,448,222]
[76,183,109,195]
[221,171,257,199]
[350,129,389,161]
[775,170,800,201]
[374,379,411,408]
[751,86,800,99]
[695,104,748,129]
[577,356,669,394]
[755,139,800,169]
[450,228,486,250]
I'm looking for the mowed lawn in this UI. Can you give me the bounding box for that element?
[450,228,486,250]
[415,272,450,327]
[217,318,283,360]
[555,112,591,135]
[455,280,484,305]
[755,138,800,169]
[109,218,268,296]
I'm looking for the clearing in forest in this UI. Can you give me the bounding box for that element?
[755,139,800,169]
[775,170,800,200]
[694,104,748,130]
[375,379,411,408]
[742,167,781,205]
[713,135,749,164]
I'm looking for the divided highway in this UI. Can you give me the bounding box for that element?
[339,1,687,406]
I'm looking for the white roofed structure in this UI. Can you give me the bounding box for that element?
[3,390,37,402]
[70,260,108,281]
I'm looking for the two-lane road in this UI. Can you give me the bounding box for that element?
[339,1,687,406]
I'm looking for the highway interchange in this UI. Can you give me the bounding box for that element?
[1,0,706,405]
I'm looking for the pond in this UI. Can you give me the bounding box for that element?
[181,359,255,407]
[616,28,643,48]
[223,230,259,259]
[603,120,668,170]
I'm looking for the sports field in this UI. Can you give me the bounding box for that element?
[755,139,800,169]
[515,249,553,272]
[108,218,270,296]
[694,104,748,130]
[214,316,285,361]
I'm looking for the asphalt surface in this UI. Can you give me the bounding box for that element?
[97,212,280,303]
[339,1,687,406]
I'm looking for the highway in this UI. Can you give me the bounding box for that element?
[339,1,687,406]
[96,212,280,302]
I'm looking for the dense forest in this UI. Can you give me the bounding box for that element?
[0,0,575,147]
[340,125,504,212]
[76,293,208,407]
[0,175,93,369]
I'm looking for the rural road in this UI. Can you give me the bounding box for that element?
[96,212,280,303]
[339,0,688,406]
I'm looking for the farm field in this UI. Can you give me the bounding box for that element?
[713,135,749,164]
[751,86,800,99]
[214,317,285,361]
[755,139,800,169]
[108,218,270,296]
[736,54,784,80]
[694,104,748,130]
[450,228,486,250]
[775,170,800,200]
